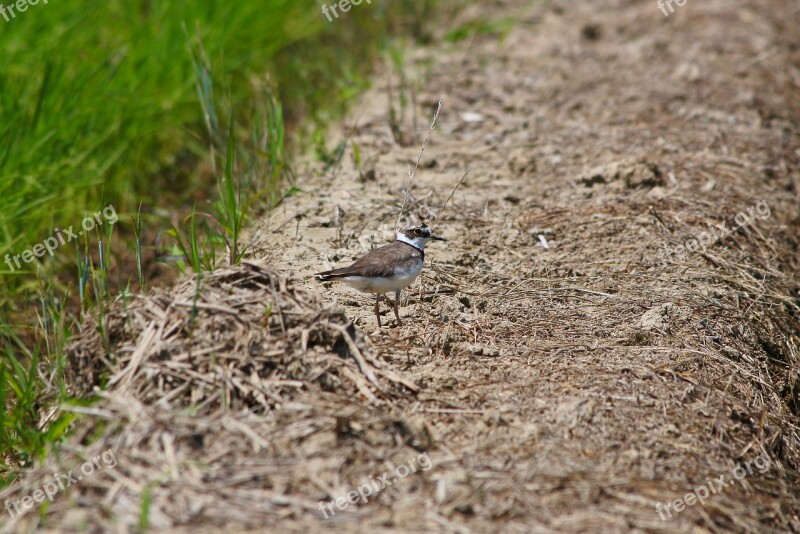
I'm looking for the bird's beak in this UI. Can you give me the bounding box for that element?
[431,234,446,241]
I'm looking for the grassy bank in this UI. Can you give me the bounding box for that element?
[0,0,455,486]
[0,0,440,298]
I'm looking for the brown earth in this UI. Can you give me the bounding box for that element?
[3,0,800,532]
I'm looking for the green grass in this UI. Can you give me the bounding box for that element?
[0,0,458,489]
[0,0,444,303]
[0,299,76,487]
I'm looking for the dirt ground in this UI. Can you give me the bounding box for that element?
[3,0,800,532]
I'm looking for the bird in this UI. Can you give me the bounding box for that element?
[315,223,445,327]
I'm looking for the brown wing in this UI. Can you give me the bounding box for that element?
[315,242,422,280]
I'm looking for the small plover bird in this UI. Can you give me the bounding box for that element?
[315,223,445,327]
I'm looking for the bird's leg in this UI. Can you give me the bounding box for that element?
[374,293,382,328]
[394,290,402,326]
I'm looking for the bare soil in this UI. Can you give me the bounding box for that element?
[3,0,800,532]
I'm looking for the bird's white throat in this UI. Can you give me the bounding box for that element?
[396,232,429,250]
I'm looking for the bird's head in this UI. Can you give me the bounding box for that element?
[396,223,445,250]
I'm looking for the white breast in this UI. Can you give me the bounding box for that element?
[341,262,423,293]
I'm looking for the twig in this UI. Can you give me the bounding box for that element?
[437,168,469,221]
[396,97,444,231]
[329,323,381,391]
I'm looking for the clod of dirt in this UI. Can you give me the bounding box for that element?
[578,159,663,189]
[581,23,602,41]
[508,149,537,176]
[638,302,692,331]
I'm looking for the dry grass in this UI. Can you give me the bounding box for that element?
[2,0,800,532]
[66,261,416,409]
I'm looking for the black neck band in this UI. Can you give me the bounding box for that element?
[396,239,424,261]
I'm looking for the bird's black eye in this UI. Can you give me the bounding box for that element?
[413,228,422,236]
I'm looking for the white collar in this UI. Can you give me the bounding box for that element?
[396,232,427,251]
